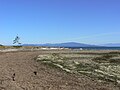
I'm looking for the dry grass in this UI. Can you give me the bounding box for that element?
[36,50,120,87]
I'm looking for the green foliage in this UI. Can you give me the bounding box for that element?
[12,46,22,48]
[92,52,119,63]
[13,35,21,45]
[75,63,99,71]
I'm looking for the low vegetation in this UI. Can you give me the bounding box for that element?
[12,46,23,48]
[36,51,120,87]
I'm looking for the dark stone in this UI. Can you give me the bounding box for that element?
[12,73,15,81]
[34,71,37,75]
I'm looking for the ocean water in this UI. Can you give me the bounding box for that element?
[68,47,120,50]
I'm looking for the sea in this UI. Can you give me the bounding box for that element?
[68,47,120,50]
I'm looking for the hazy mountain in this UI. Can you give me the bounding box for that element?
[23,42,98,47]
[101,43,120,47]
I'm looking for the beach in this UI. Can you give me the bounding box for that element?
[0,48,119,90]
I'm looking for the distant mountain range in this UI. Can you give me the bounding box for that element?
[23,42,99,47]
[101,43,120,47]
[0,42,120,47]
[22,42,120,47]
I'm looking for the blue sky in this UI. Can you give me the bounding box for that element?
[0,0,120,45]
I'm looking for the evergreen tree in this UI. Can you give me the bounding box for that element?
[13,35,21,44]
